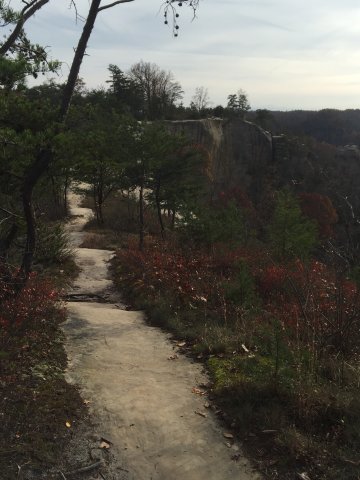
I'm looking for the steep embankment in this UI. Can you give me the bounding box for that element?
[64,192,261,480]
[169,118,273,201]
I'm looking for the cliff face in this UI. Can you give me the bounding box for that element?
[168,119,360,227]
[169,118,273,201]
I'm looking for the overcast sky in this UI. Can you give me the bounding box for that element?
[21,0,360,110]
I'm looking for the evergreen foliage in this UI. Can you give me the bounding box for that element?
[268,190,318,260]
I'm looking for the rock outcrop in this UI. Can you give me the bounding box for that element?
[169,118,273,202]
[169,118,360,237]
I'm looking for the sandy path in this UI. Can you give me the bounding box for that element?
[64,192,261,480]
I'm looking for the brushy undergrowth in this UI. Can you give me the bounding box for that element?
[0,217,85,478]
[0,268,86,478]
[112,239,360,480]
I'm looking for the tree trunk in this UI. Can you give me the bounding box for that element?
[50,174,60,207]
[19,0,102,279]
[93,184,99,224]
[59,0,102,121]
[63,173,69,215]
[127,189,131,222]
[155,180,165,238]
[20,147,52,278]
[139,182,144,251]
[21,186,36,277]
[98,184,104,225]
[0,223,18,262]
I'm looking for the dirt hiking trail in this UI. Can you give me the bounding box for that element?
[64,191,261,480]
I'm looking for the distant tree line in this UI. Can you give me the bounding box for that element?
[248,108,360,146]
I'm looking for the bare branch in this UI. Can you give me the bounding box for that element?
[68,0,86,23]
[98,0,135,12]
[0,206,22,218]
[0,216,11,227]
[21,1,40,15]
[162,0,200,36]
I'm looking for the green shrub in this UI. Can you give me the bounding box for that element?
[35,222,73,267]
[268,190,318,260]
[224,261,259,309]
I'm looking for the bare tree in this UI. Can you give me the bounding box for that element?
[190,86,210,113]
[128,60,183,119]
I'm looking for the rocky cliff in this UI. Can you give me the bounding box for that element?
[169,118,360,230]
[168,118,273,202]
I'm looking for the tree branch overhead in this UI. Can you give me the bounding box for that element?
[98,0,135,12]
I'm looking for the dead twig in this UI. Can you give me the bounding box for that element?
[58,471,67,480]
[0,206,22,218]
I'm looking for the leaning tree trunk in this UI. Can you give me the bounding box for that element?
[20,147,52,279]
[59,0,102,120]
[0,0,50,56]
[20,0,102,280]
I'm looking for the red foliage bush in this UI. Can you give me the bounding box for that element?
[0,270,61,334]
[117,239,360,358]
[257,258,360,356]
[298,192,338,238]
[117,240,233,308]
[217,187,258,227]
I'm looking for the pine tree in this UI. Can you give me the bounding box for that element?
[268,190,318,260]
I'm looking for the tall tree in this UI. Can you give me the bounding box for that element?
[117,119,205,248]
[106,64,144,117]
[127,60,183,119]
[190,86,210,114]
[65,101,126,225]
[268,190,318,260]
[226,89,251,119]
[141,123,205,236]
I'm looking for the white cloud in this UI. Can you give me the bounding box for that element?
[20,0,360,109]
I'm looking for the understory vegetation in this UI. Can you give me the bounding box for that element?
[0,257,87,478]
[0,182,85,476]
[98,187,360,480]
